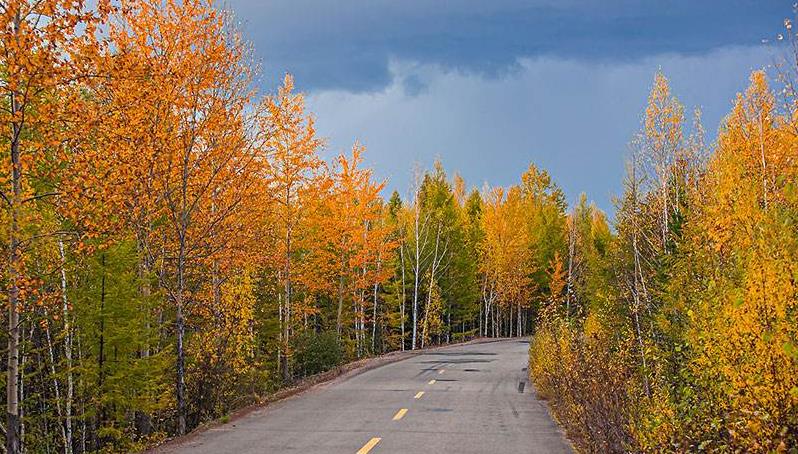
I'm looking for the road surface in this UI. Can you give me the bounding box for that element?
[158,339,572,454]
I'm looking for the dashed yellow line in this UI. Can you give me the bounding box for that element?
[392,408,408,420]
[414,391,425,399]
[357,437,381,454]
[428,379,436,385]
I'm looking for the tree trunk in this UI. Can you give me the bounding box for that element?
[411,215,420,350]
[446,309,451,344]
[282,206,292,382]
[484,284,494,337]
[478,277,484,337]
[371,281,378,354]
[6,12,23,449]
[18,324,31,454]
[510,309,514,337]
[478,302,482,338]
[59,240,75,453]
[370,250,381,354]
[45,318,67,450]
[176,299,186,434]
[176,237,187,435]
[97,254,107,446]
[566,219,575,316]
[336,270,344,336]
[77,335,87,454]
[661,178,668,252]
[277,289,283,379]
[399,245,406,351]
[134,237,151,437]
[630,159,651,398]
[422,226,442,349]
[758,111,768,208]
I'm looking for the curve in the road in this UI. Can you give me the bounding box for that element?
[155,339,573,454]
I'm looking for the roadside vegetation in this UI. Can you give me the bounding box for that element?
[2,1,797,453]
[0,1,561,452]
[529,28,798,454]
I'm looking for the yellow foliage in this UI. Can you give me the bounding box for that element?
[194,269,256,372]
[680,72,798,450]
[530,70,798,452]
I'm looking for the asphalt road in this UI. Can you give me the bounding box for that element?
[158,339,572,454]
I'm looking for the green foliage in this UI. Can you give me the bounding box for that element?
[72,241,171,441]
[291,331,344,378]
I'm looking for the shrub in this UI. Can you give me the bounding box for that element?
[291,331,344,378]
[530,318,635,452]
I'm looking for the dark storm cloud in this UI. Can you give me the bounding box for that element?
[227,0,788,92]
[224,0,789,213]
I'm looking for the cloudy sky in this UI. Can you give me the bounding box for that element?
[227,0,790,213]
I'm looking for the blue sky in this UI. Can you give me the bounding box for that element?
[227,0,790,213]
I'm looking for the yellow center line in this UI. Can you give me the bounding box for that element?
[356,437,381,454]
[428,379,436,385]
[414,391,425,399]
[392,408,408,420]
[438,369,445,374]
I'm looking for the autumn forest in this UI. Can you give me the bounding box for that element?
[1,0,797,453]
